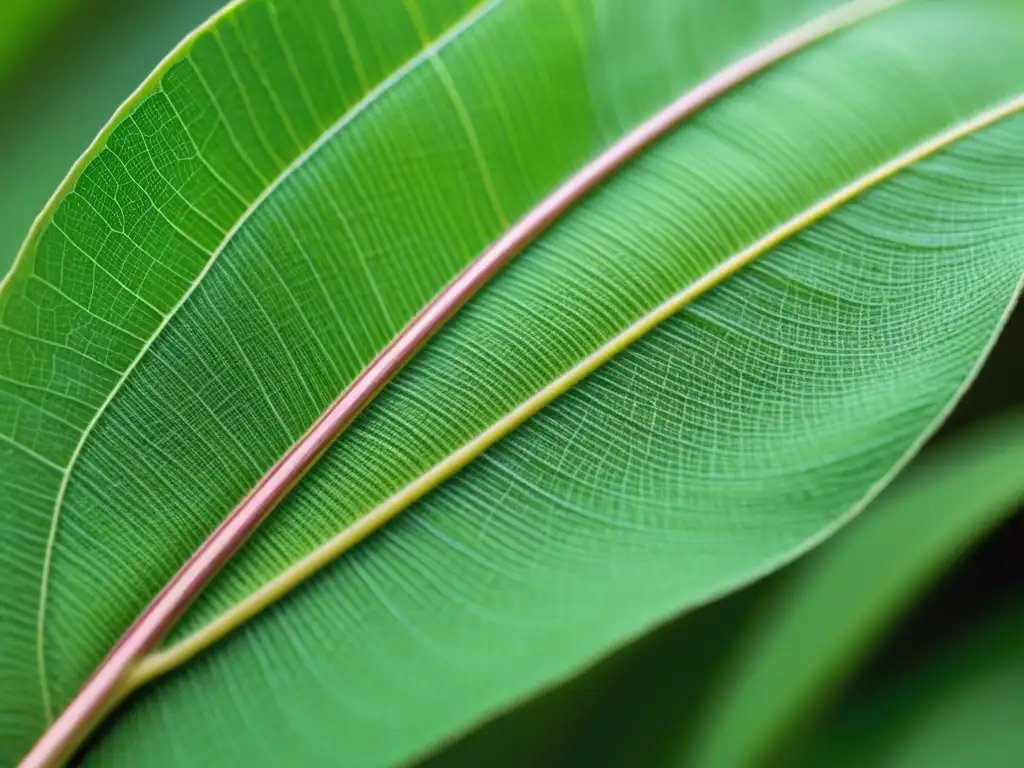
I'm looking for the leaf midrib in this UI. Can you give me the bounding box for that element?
[22,5,911,762]
[31,0,502,719]
[133,91,1024,688]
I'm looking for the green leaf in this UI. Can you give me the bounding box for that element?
[685,410,1024,767]
[0,0,226,272]
[1,0,1023,764]
[797,601,1024,767]
[424,411,1024,767]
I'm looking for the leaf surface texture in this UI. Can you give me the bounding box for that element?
[0,0,1022,764]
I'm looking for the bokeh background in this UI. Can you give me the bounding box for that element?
[1,1,1020,762]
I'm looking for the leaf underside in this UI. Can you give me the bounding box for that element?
[1,0,1023,764]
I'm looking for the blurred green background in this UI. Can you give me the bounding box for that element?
[2,2,1020,764]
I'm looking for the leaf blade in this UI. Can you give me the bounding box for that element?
[92,16,1024,768]
[136,94,1024,689]
[1,0,1023,765]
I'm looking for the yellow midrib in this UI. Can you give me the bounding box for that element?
[129,93,1024,689]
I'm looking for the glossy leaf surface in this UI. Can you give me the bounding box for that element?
[0,0,1022,764]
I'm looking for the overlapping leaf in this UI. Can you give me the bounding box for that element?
[1,0,1022,764]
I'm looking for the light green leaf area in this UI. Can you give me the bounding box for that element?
[423,411,1024,768]
[687,411,1024,767]
[798,602,1024,768]
[0,0,1022,764]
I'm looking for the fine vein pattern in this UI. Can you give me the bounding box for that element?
[0,0,1022,765]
